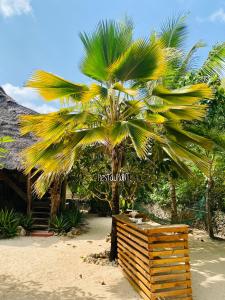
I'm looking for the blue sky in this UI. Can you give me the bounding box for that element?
[0,0,224,112]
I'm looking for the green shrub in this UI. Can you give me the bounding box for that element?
[50,215,70,233]
[18,214,33,232]
[50,205,83,234]
[0,209,19,238]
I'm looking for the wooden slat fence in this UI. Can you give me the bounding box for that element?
[115,215,192,300]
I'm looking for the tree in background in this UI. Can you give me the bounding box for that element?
[21,19,213,260]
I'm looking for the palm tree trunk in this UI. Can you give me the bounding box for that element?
[50,179,62,218]
[168,176,178,224]
[206,163,214,238]
[109,146,121,261]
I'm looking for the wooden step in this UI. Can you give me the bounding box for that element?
[31,231,54,237]
[32,211,50,215]
[32,224,49,230]
[32,218,49,222]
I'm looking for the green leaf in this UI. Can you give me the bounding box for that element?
[109,40,165,81]
[80,20,133,82]
[26,70,89,101]
[159,15,188,49]
[199,42,225,77]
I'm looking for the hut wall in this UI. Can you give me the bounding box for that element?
[0,170,27,213]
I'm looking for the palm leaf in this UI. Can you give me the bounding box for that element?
[199,42,225,77]
[152,83,213,105]
[80,20,133,82]
[26,70,89,101]
[159,15,188,49]
[109,40,166,81]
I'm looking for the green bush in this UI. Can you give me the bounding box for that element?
[50,215,70,234]
[50,205,83,234]
[0,209,19,238]
[18,214,33,232]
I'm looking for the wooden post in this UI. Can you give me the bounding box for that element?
[27,172,32,215]
[60,179,67,210]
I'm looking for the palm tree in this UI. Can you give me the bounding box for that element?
[158,15,225,232]
[0,136,13,167]
[20,20,213,260]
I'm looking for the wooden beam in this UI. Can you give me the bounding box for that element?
[27,172,32,214]
[1,172,27,202]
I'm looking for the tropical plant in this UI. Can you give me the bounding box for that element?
[18,214,33,232]
[0,136,14,167]
[50,215,70,234]
[157,15,225,235]
[50,205,83,233]
[20,19,213,260]
[63,204,83,227]
[0,209,19,238]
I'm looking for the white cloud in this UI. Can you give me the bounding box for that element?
[209,8,225,23]
[197,8,225,23]
[0,0,32,17]
[2,83,57,114]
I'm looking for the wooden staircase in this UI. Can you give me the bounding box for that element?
[31,199,50,231]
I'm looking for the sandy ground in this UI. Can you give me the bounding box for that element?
[0,216,224,300]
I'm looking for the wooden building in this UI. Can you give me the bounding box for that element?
[0,87,64,229]
[0,86,38,214]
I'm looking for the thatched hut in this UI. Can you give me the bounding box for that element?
[0,87,64,228]
[0,87,38,213]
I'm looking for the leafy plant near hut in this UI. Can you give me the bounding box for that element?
[50,215,70,234]
[17,214,33,232]
[0,209,19,238]
[50,205,83,234]
[21,18,214,260]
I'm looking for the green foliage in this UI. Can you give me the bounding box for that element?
[50,215,70,234]
[63,203,83,227]
[0,209,19,238]
[18,214,33,232]
[119,197,132,212]
[50,204,83,234]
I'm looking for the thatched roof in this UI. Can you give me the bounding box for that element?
[0,87,38,170]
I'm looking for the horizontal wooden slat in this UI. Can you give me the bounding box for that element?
[118,249,150,281]
[121,268,151,300]
[117,239,149,265]
[151,272,191,283]
[151,264,190,275]
[117,221,148,241]
[118,252,150,286]
[118,253,150,287]
[118,243,149,273]
[149,233,188,242]
[151,257,190,266]
[147,225,189,234]
[152,279,191,290]
[117,226,149,249]
[153,287,192,298]
[150,249,189,257]
[117,231,149,256]
[149,241,188,249]
[119,260,152,298]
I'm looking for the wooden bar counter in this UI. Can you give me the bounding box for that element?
[114,214,192,300]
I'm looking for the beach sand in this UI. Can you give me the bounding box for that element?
[0,215,224,300]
